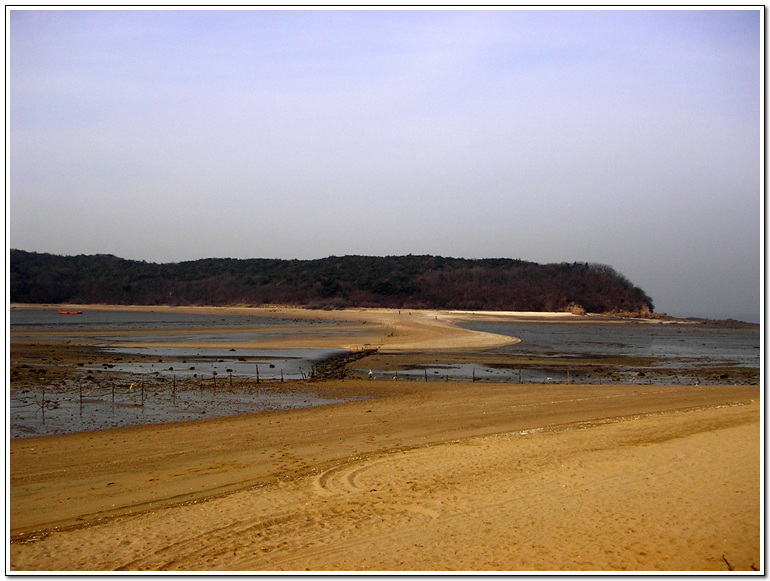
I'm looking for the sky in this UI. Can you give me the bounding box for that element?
[8,8,762,322]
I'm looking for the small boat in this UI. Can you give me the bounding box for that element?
[58,310,83,315]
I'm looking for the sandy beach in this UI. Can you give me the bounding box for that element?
[9,303,596,352]
[8,306,762,572]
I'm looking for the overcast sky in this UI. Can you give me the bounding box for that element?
[9,8,762,321]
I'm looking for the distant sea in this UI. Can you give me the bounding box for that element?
[671,312,761,325]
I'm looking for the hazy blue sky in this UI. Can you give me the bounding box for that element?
[9,9,762,321]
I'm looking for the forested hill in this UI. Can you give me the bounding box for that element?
[10,250,654,315]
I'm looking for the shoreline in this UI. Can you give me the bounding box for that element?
[10,303,526,352]
[11,301,757,326]
[9,304,761,571]
[10,382,760,571]
[9,302,710,354]
[9,303,760,439]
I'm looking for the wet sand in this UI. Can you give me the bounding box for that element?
[8,305,762,572]
[10,303,579,352]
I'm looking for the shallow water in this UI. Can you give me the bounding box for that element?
[12,308,350,380]
[459,321,760,367]
[9,309,357,438]
[461,323,760,368]
[10,380,357,438]
[9,308,330,329]
[96,346,347,380]
[361,321,760,385]
[10,310,760,437]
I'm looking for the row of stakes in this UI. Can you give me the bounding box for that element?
[33,364,587,417]
[374,368,574,383]
[35,363,297,417]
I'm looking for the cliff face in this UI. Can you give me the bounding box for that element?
[10,250,654,314]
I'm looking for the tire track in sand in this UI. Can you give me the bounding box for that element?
[9,403,759,571]
[271,403,760,571]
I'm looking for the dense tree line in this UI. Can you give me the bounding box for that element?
[9,250,655,314]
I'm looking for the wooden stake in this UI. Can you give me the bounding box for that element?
[256,363,260,384]
[722,555,734,571]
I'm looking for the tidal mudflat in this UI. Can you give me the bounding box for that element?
[9,306,759,438]
[9,305,761,571]
[10,307,362,437]
[358,319,759,385]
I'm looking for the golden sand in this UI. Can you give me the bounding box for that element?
[9,306,761,572]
